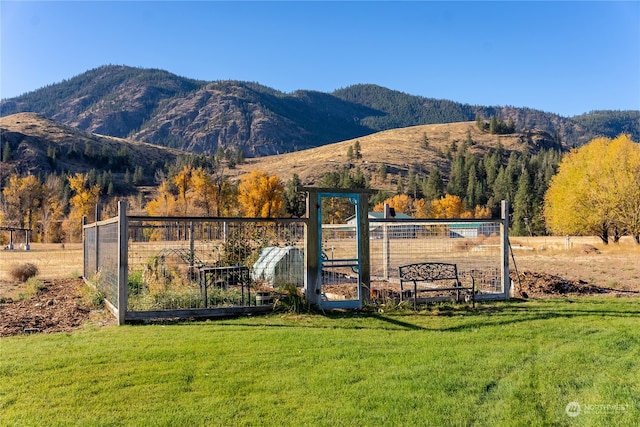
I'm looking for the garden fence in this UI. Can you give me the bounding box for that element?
[83,200,510,324]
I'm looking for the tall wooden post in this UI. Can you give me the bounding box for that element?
[501,200,510,299]
[358,192,371,305]
[382,203,391,280]
[304,190,320,305]
[117,200,128,325]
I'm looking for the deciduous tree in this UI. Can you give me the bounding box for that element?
[2,174,42,230]
[146,180,179,216]
[544,134,640,243]
[238,170,285,218]
[430,194,466,218]
[65,173,100,241]
[373,194,414,215]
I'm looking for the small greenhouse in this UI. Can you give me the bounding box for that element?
[251,246,304,287]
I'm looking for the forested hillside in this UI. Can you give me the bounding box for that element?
[2,65,638,244]
[1,65,638,156]
[2,115,566,242]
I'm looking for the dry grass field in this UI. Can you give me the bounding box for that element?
[230,121,552,190]
[510,236,640,292]
[0,243,83,299]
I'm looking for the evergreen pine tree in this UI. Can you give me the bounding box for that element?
[465,164,479,208]
[421,132,429,149]
[489,115,498,134]
[423,169,444,202]
[2,141,10,162]
[407,168,418,198]
[354,141,362,159]
[447,154,467,197]
[377,163,388,182]
[353,167,368,188]
[463,129,473,148]
[512,171,532,235]
[133,166,144,185]
[284,174,305,217]
[484,151,500,187]
[475,113,485,131]
[235,149,245,165]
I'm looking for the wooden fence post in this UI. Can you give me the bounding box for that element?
[117,200,128,325]
[501,200,510,299]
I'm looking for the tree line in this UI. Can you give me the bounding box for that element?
[1,134,638,244]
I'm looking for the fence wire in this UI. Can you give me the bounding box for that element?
[127,218,305,311]
[320,219,504,300]
[368,220,504,295]
[83,220,120,306]
[85,210,506,320]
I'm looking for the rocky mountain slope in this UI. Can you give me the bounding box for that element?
[0,112,181,182]
[1,65,638,156]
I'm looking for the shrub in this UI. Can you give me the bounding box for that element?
[81,285,105,309]
[9,263,39,282]
[274,283,306,313]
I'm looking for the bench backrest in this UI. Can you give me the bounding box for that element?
[399,262,459,283]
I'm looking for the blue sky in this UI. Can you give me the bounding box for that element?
[1,1,639,117]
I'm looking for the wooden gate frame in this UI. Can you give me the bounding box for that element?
[300,187,371,309]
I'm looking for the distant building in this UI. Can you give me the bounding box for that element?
[346,211,420,239]
[448,223,494,238]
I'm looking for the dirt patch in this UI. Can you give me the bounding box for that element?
[0,278,113,337]
[510,270,620,298]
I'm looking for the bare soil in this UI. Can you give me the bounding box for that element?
[0,278,114,337]
[509,236,640,298]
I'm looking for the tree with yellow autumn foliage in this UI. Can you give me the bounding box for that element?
[146,180,179,216]
[430,194,467,218]
[64,173,101,242]
[544,134,640,243]
[237,170,285,217]
[373,193,491,219]
[429,194,491,219]
[2,174,42,230]
[146,165,237,217]
[373,194,414,215]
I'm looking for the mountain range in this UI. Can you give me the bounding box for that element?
[1,65,638,157]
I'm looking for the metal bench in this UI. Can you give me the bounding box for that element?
[398,262,475,307]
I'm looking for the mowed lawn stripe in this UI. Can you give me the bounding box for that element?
[1,298,639,426]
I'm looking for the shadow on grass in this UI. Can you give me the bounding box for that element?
[200,297,640,332]
[315,297,640,332]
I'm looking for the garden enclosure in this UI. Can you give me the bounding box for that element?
[83,197,510,324]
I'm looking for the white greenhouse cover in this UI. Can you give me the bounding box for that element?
[251,246,304,287]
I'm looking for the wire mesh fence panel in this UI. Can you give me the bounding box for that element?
[369,220,504,298]
[84,202,508,322]
[127,218,305,311]
[83,221,120,307]
[96,222,120,305]
[83,226,96,281]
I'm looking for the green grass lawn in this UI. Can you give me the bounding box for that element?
[1,298,639,426]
